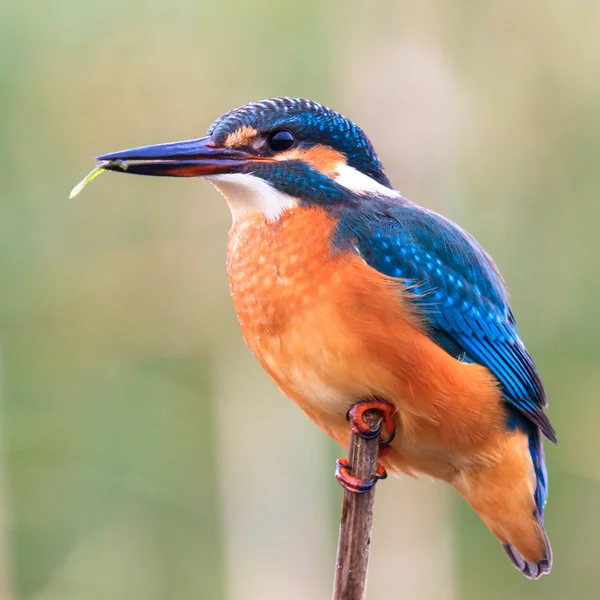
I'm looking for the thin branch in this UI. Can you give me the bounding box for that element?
[332,409,383,600]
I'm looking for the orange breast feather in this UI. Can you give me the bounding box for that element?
[227,206,507,478]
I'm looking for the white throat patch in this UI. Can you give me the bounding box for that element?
[208,173,297,222]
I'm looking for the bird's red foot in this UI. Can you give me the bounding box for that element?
[335,457,387,494]
[346,399,396,445]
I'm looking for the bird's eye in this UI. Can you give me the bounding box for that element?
[268,130,295,152]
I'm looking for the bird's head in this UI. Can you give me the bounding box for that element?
[98,97,396,220]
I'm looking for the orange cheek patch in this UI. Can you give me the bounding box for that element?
[224,126,258,148]
[277,145,346,176]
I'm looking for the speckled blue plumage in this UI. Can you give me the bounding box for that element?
[334,199,556,440]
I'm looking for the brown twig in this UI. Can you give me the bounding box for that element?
[332,409,383,600]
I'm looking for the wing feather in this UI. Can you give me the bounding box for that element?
[335,199,556,442]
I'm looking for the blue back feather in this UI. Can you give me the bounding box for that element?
[334,198,556,444]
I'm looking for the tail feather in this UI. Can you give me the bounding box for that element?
[502,426,552,579]
[453,425,553,579]
[502,512,552,579]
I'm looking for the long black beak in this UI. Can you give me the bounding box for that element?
[96,136,273,177]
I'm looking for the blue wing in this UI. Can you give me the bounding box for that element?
[335,198,556,442]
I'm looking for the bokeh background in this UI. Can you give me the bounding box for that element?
[1,2,599,599]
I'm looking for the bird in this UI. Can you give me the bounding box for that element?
[92,97,556,579]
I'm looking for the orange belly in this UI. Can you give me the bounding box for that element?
[227,206,507,480]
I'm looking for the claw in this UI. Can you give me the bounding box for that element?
[374,463,388,480]
[346,399,397,445]
[335,457,388,494]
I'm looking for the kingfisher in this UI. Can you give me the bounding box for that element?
[89,97,556,579]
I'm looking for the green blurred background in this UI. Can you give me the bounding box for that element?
[1,2,598,598]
